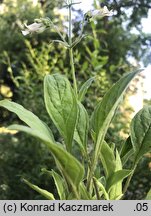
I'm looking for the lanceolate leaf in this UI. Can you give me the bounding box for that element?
[74,102,89,153]
[41,168,67,200]
[0,100,84,190]
[78,77,96,102]
[0,100,54,142]
[44,74,77,152]
[120,137,134,165]
[107,169,132,193]
[8,125,84,189]
[50,170,66,200]
[120,137,132,158]
[8,124,52,143]
[108,150,123,200]
[79,182,92,200]
[91,70,141,169]
[100,141,116,178]
[92,70,141,138]
[22,179,55,200]
[130,106,151,163]
[94,177,109,200]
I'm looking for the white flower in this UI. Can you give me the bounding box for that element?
[85,6,113,21]
[21,22,46,36]
[98,6,113,17]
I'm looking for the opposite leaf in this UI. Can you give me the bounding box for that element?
[22,178,55,200]
[44,74,77,152]
[74,102,89,153]
[50,170,67,200]
[100,141,116,178]
[108,150,123,200]
[91,70,141,138]
[107,169,132,194]
[0,100,54,142]
[41,168,67,200]
[79,182,92,200]
[93,177,109,200]
[120,137,134,166]
[130,106,151,163]
[78,76,96,102]
[91,70,141,172]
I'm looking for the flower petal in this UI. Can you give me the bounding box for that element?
[21,30,30,36]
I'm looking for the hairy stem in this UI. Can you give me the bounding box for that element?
[93,177,100,200]
[86,136,103,191]
[68,4,78,95]
[86,157,96,191]
[122,164,137,196]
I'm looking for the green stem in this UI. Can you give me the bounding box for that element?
[68,4,78,95]
[86,157,96,191]
[56,159,80,199]
[122,163,137,196]
[52,24,67,44]
[71,18,85,48]
[93,177,100,200]
[86,137,103,191]
[91,22,98,50]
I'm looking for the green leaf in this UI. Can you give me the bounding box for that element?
[130,106,151,163]
[8,125,84,189]
[78,77,95,102]
[74,102,89,153]
[22,178,55,200]
[0,100,84,191]
[108,150,123,200]
[79,182,92,200]
[93,177,109,200]
[66,193,77,200]
[0,100,54,142]
[120,137,132,158]
[120,137,134,166]
[100,141,116,178]
[122,149,134,167]
[107,169,132,193]
[50,170,66,200]
[92,69,141,139]
[8,124,52,143]
[44,74,77,152]
[91,70,141,169]
[41,168,68,200]
[145,189,151,200]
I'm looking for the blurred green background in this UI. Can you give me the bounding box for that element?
[0,0,151,199]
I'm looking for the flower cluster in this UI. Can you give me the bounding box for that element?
[21,6,113,36]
